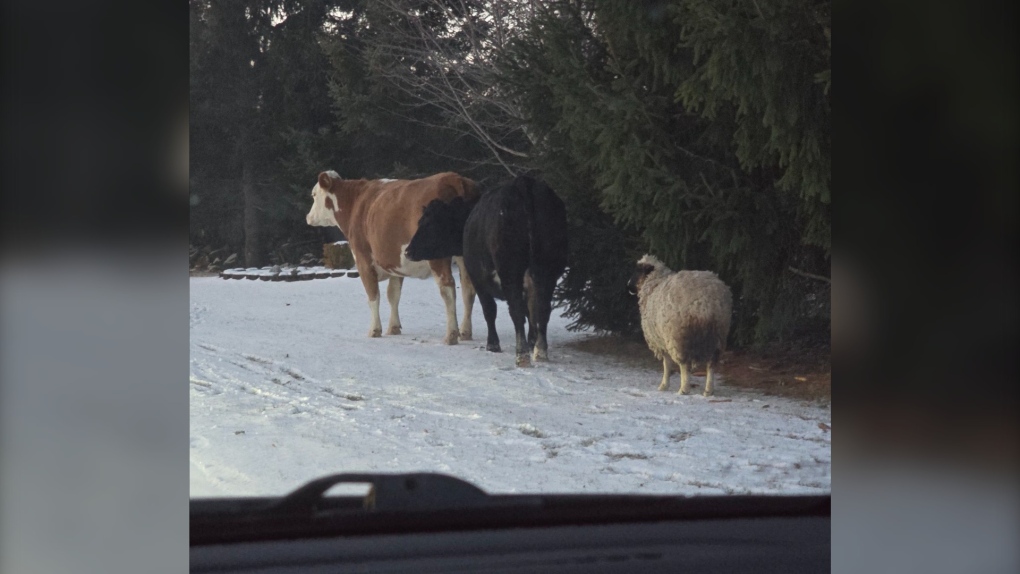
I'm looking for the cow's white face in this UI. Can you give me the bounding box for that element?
[305,172,341,227]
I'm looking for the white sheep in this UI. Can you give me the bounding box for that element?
[627,254,733,396]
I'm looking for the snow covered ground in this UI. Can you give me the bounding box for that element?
[190,274,830,497]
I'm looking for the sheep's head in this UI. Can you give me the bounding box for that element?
[627,254,667,295]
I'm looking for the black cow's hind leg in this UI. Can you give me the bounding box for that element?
[504,278,531,368]
[525,272,537,349]
[478,292,501,353]
[529,275,556,362]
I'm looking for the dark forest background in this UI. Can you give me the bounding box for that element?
[190,0,830,346]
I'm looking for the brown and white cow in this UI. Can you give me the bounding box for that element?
[305,171,477,344]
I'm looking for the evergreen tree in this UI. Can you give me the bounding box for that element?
[672,0,831,251]
[498,0,830,344]
[191,0,273,266]
[190,0,346,264]
[189,0,831,346]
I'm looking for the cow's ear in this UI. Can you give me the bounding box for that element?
[318,172,333,189]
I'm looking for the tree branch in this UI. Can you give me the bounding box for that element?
[787,266,831,284]
[362,0,532,173]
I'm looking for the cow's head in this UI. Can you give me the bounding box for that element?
[305,170,342,227]
[405,197,473,261]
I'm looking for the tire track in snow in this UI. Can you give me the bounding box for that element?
[190,277,830,496]
[190,342,369,422]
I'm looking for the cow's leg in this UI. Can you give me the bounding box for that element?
[429,259,459,345]
[678,361,692,395]
[524,271,537,349]
[356,262,383,338]
[503,273,531,368]
[454,256,474,340]
[529,274,556,362]
[385,276,404,335]
[478,292,500,352]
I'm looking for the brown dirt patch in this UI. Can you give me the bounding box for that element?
[563,335,830,403]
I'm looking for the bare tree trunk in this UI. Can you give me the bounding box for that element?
[241,127,263,268]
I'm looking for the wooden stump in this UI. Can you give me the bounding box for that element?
[323,242,355,269]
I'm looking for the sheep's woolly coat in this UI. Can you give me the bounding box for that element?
[635,255,733,366]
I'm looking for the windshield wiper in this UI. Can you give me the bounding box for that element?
[275,472,529,513]
[190,472,830,546]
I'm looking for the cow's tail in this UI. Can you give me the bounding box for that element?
[522,178,539,267]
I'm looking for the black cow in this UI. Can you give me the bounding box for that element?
[406,175,569,367]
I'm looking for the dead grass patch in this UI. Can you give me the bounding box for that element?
[563,335,830,403]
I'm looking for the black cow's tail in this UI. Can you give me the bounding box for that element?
[526,188,538,264]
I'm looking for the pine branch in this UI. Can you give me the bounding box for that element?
[787,266,830,284]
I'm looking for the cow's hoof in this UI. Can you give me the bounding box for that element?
[516,355,532,368]
[386,326,401,336]
[443,333,459,345]
[369,329,382,338]
[658,383,669,392]
[532,348,548,362]
[702,390,714,397]
[677,388,690,395]
[460,330,472,341]
[486,343,501,353]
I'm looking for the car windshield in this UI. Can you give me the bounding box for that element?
[189,0,831,499]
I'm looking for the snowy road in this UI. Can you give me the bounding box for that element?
[190,275,830,497]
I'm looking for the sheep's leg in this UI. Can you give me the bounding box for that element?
[385,277,403,335]
[704,352,720,396]
[703,362,716,397]
[678,362,691,395]
[478,292,501,353]
[658,357,672,391]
